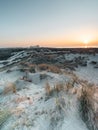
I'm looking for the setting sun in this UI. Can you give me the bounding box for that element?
[84,40,89,44]
[83,39,90,48]
[84,40,89,48]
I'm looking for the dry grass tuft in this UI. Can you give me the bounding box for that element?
[38,64,61,73]
[47,65,61,73]
[78,85,98,130]
[14,96,27,103]
[45,82,65,97]
[45,80,77,97]
[3,83,16,94]
[0,109,11,128]
[38,64,49,71]
[79,85,94,98]
[45,82,51,96]
[13,96,32,104]
[65,80,74,91]
[54,83,64,92]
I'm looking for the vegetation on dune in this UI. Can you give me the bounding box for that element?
[45,82,64,97]
[0,109,11,128]
[79,85,98,130]
[3,83,16,94]
[38,64,62,73]
[45,76,98,130]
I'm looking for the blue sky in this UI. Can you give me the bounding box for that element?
[0,0,98,47]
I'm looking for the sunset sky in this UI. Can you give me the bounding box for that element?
[0,0,98,48]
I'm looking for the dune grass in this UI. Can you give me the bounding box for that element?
[3,83,16,94]
[78,85,97,130]
[38,64,61,73]
[0,109,11,129]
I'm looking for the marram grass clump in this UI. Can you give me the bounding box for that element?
[79,85,98,130]
[0,109,11,128]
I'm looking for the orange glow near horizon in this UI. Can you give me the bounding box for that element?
[0,0,98,48]
[0,31,98,48]
[0,22,98,48]
[1,39,98,48]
